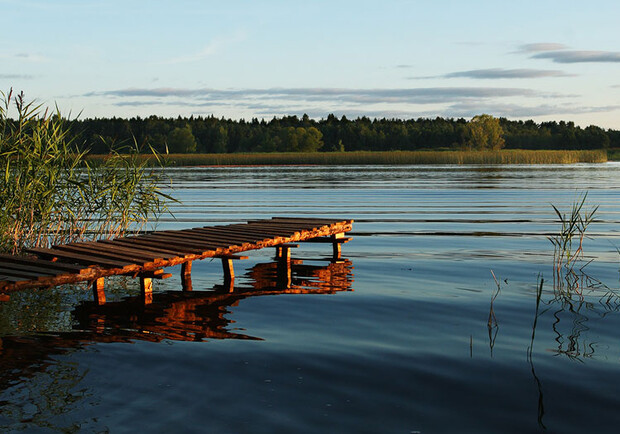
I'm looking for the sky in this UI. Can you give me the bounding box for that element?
[2,0,620,128]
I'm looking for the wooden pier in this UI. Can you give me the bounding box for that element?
[0,217,353,304]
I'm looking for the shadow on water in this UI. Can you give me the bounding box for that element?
[0,258,354,394]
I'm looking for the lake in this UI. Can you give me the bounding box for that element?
[1,163,620,433]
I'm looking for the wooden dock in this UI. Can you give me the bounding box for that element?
[0,217,353,304]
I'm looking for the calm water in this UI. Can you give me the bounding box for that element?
[1,163,620,433]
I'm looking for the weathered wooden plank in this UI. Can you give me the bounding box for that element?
[270,217,349,223]
[0,273,30,282]
[184,228,264,244]
[97,239,183,257]
[134,234,222,253]
[0,266,53,279]
[0,253,86,273]
[52,244,153,265]
[197,225,302,240]
[76,241,177,262]
[27,247,133,268]
[157,229,252,245]
[203,226,297,238]
[0,261,64,277]
[106,238,195,256]
[248,220,332,228]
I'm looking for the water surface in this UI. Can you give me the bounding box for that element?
[1,163,620,433]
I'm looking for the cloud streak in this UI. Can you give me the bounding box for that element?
[414,68,572,80]
[87,86,542,105]
[0,73,34,79]
[519,43,568,53]
[532,50,620,63]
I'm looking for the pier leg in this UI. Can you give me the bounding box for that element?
[275,246,292,262]
[332,233,344,259]
[92,278,106,305]
[222,257,235,285]
[140,276,153,305]
[181,261,193,292]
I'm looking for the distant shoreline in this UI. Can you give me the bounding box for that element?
[87,149,611,167]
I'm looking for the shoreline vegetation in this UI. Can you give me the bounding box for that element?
[0,90,170,255]
[87,149,609,167]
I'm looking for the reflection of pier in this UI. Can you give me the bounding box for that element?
[0,257,354,389]
[72,258,354,342]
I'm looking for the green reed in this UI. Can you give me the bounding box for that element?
[0,90,171,254]
[90,149,608,167]
[548,193,598,288]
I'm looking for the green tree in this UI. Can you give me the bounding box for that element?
[167,125,197,153]
[466,114,505,150]
[279,127,323,152]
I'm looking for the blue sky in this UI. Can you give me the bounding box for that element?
[2,0,620,128]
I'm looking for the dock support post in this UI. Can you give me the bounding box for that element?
[181,261,193,292]
[275,243,299,262]
[275,246,291,261]
[140,276,153,304]
[275,244,297,288]
[222,257,235,283]
[332,233,344,259]
[92,278,106,305]
[217,255,249,292]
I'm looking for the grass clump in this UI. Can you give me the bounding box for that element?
[0,90,170,254]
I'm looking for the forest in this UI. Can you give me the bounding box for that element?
[67,113,619,154]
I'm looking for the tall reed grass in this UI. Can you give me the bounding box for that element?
[89,149,608,167]
[0,90,170,254]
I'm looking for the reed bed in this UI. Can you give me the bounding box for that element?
[0,90,170,255]
[88,149,608,167]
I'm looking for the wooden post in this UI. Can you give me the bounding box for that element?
[275,243,298,262]
[181,261,193,292]
[140,276,153,305]
[92,278,106,305]
[222,257,235,283]
[332,233,344,259]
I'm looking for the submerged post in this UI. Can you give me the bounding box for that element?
[332,233,344,259]
[140,276,153,304]
[92,278,106,305]
[181,261,193,292]
[275,243,299,262]
[222,257,235,283]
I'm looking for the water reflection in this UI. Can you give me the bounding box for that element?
[527,271,620,429]
[0,258,353,392]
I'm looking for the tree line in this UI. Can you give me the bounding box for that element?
[66,113,618,154]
